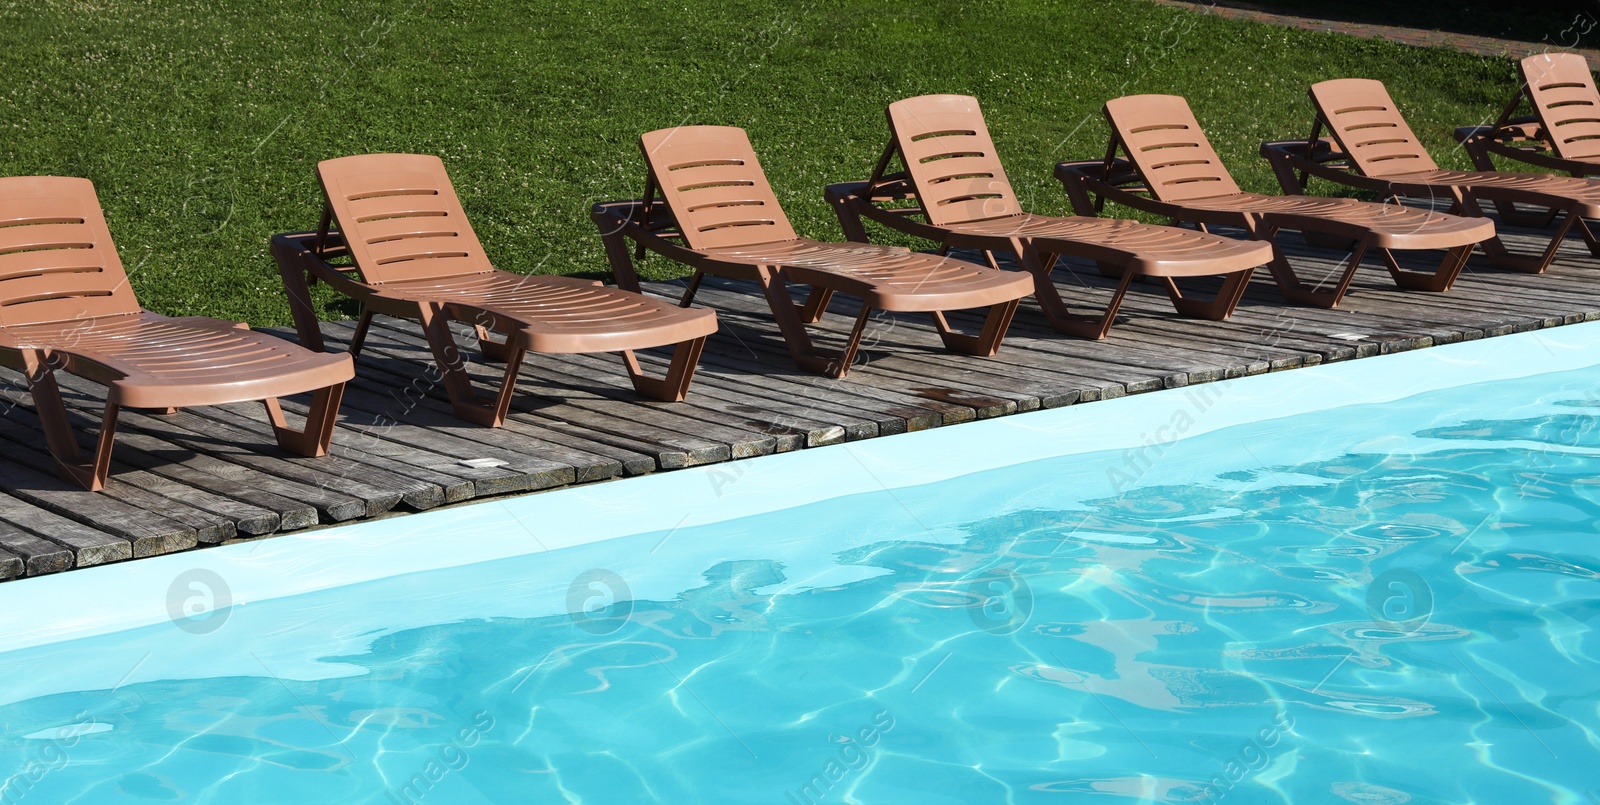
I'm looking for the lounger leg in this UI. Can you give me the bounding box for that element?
[1257,223,1360,309]
[827,190,874,244]
[932,300,1020,356]
[474,324,515,363]
[1383,245,1475,292]
[22,354,119,491]
[679,270,706,308]
[1012,238,1131,338]
[263,382,346,457]
[752,267,836,375]
[1009,238,1074,326]
[485,347,527,427]
[799,289,833,324]
[1433,245,1475,291]
[1574,217,1600,258]
[415,303,511,427]
[622,336,707,402]
[594,210,645,294]
[1321,240,1372,306]
[1167,269,1255,321]
[832,305,877,378]
[1076,267,1138,340]
[1454,186,1573,273]
[1262,146,1309,196]
[1058,169,1101,217]
[269,236,327,352]
[348,307,374,358]
[1481,209,1579,274]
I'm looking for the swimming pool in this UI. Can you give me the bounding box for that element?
[2,325,1598,803]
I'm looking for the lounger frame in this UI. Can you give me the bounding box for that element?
[591,126,1030,377]
[1261,78,1600,275]
[826,94,1272,339]
[1,176,351,491]
[273,153,716,427]
[1054,94,1488,308]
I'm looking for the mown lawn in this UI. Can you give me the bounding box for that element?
[0,0,1519,325]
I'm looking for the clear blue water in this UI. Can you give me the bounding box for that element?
[3,361,1600,803]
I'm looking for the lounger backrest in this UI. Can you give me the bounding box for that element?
[0,176,142,328]
[1307,79,1439,177]
[638,126,798,250]
[1103,95,1242,201]
[1521,53,1600,161]
[317,153,495,284]
[886,95,1022,226]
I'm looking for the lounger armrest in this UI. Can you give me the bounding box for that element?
[1260,138,1390,195]
[1456,125,1600,177]
[591,198,767,283]
[590,199,701,263]
[281,234,404,303]
[1052,159,1218,224]
[821,178,954,245]
[1454,118,1543,144]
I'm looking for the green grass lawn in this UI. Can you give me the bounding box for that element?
[0,0,1520,326]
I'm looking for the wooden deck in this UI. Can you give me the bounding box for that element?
[1,217,1597,580]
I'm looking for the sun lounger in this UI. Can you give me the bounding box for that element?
[1456,53,1600,180]
[589,126,1033,377]
[1262,78,1600,274]
[270,153,718,427]
[0,176,353,491]
[1054,93,1493,307]
[825,94,1273,339]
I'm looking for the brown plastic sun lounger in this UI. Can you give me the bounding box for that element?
[1054,94,1493,308]
[589,126,1033,377]
[1456,53,1600,181]
[270,153,718,427]
[825,94,1273,339]
[0,176,353,491]
[1262,78,1600,274]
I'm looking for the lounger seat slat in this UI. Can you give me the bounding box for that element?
[660,164,764,192]
[0,249,110,279]
[0,222,101,255]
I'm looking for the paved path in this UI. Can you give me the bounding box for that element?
[1150,0,1600,61]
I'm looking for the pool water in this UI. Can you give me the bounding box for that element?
[2,332,1600,803]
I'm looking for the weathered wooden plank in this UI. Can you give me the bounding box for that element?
[0,436,217,549]
[88,429,319,532]
[0,545,22,581]
[314,398,563,496]
[8,376,399,521]
[306,324,664,476]
[0,523,74,576]
[358,318,773,467]
[0,489,132,568]
[289,330,623,483]
[649,290,1061,415]
[0,390,282,538]
[180,400,480,506]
